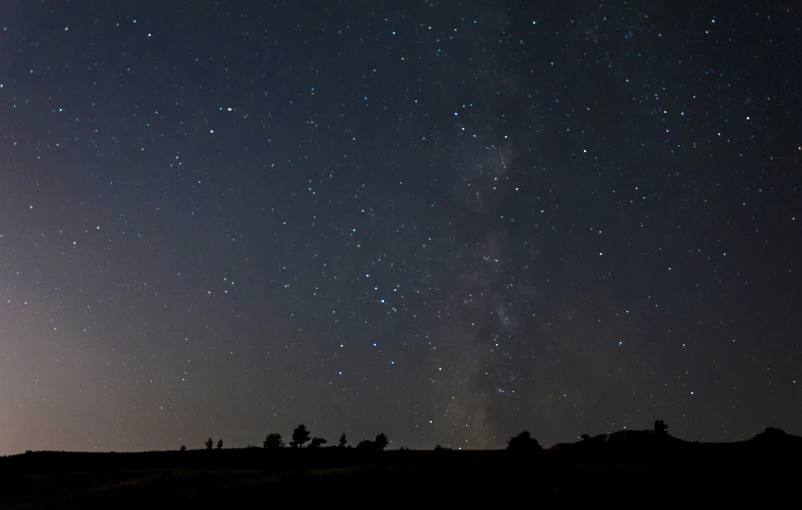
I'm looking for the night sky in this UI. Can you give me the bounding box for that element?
[1,0,800,455]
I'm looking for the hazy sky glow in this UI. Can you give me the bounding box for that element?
[1,1,801,455]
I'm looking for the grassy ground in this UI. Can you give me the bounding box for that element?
[2,449,800,507]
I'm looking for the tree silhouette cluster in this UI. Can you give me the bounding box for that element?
[183,419,794,457]
[204,438,224,450]
[198,425,551,453]
[251,425,387,452]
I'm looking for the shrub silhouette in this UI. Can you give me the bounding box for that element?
[180,445,187,451]
[763,426,786,437]
[264,433,284,449]
[654,420,668,436]
[308,437,328,448]
[291,424,311,448]
[338,433,348,448]
[205,438,214,450]
[355,434,389,452]
[507,431,542,451]
[356,440,375,451]
[216,439,223,450]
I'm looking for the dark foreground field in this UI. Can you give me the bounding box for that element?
[2,443,801,508]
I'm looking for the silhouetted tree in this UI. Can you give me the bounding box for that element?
[205,438,214,450]
[338,433,348,448]
[654,420,668,436]
[507,431,542,451]
[264,433,284,449]
[580,434,592,442]
[216,439,223,450]
[375,433,388,450]
[290,424,311,448]
[308,437,328,448]
[180,445,187,451]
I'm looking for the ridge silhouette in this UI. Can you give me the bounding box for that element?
[3,422,801,506]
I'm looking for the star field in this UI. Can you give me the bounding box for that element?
[0,0,801,454]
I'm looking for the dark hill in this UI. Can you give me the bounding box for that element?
[744,427,802,450]
[549,428,688,453]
